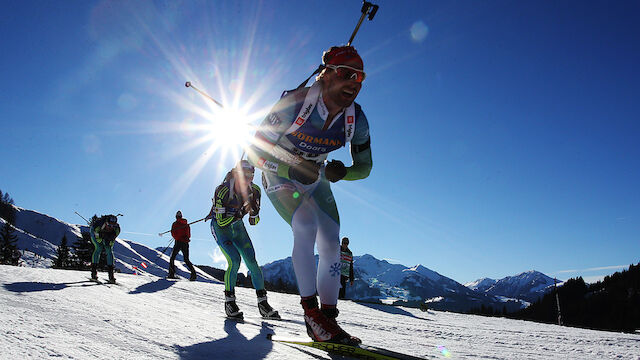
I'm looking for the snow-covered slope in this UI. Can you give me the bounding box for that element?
[466,271,558,303]
[2,216,57,265]
[13,207,84,247]
[1,266,638,359]
[7,206,216,281]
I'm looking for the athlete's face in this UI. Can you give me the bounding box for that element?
[323,59,363,108]
[234,169,254,192]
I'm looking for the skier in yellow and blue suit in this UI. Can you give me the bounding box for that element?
[89,214,120,283]
[205,160,279,320]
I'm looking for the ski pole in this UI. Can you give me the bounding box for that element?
[76,212,122,224]
[157,238,175,257]
[74,211,90,225]
[347,1,379,46]
[185,81,224,108]
[158,217,207,237]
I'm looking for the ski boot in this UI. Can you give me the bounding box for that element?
[257,289,280,319]
[322,305,361,345]
[189,271,197,281]
[107,265,116,284]
[167,265,178,279]
[224,290,243,319]
[90,263,98,281]
[301,296,360,345]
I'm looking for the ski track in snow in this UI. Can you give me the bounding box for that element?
[1,266,639,359]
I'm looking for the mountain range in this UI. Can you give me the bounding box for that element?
[464,271,559,303]
[260,254,545,312]
[3,205,559,312]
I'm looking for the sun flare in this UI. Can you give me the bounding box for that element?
[206,106,256,150]
[117,5,302,215]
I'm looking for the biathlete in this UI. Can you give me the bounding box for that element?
[205,160,280,320]
[89,214,121,283]
[247,46,372,345]
[168,210,197,281]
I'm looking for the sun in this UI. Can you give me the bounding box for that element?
[206,106,256,150]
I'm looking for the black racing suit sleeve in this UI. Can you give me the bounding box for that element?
[214,185,236,227]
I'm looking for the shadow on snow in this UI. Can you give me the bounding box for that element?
[175,319,274,360]
[3,280,97,293]
[128,278,176,295]
[355,301,430,320]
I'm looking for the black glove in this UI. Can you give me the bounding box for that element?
[246,198,259,217]
[288,160,320,185]
[324,160,347,182]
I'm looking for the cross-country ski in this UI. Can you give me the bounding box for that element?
[267,334,428,360]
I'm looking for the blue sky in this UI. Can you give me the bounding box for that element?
[1,0,638,284]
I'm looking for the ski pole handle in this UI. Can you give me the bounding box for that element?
[367,3,379,20]
[347,1,379,46]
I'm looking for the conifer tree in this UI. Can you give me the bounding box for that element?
[0,189,16,225]
[511,265,640,332]
[72,232,93,270]
[0,222,21,265]
[52,235,73,269]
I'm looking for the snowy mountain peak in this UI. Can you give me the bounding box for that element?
[468,270,557,303]
[407,264,425,271]
[516,270,543,277]
[503,270,555,287]
[357,253,379,263]
[404,264,442,282]
[465,277,497,291]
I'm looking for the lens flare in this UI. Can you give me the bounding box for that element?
[437,345,451,358]
[410,21,429,42]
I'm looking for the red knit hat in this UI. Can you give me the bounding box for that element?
[322,46,363,68]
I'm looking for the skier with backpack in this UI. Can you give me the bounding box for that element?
[247,45,372,345]
[89,214,120,283]
[205,160,280,320]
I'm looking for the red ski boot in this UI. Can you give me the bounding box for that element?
[301,296,361,345]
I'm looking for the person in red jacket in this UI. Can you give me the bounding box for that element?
[169,210,197,280]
